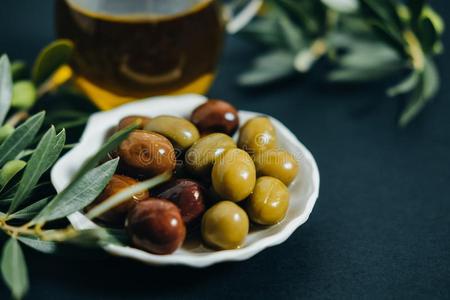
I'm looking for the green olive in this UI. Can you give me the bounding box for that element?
[238,117,277,154]
[144,115,200,150]
[0,124,14,144]
[201,201,249,250]
[212,148,256,202]
[185,133,236,178]
[253,150,299,185]
[0,160,27,188]
[247,176,289,225]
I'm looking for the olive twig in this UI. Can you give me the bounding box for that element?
[6,111,29,127]
[86,171,172,220]
[0,221,39,237]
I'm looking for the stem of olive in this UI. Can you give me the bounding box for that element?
[404,30,425,71]
[36,65,74,98]
[6,111,29,127]
[294,39,327,73]
[86,171,172,220]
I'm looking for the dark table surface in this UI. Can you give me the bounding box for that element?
[1,1,450,299]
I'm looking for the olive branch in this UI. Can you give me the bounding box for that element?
[238,0,444,126]
[0,53,171,299]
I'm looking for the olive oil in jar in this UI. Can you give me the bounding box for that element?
[55,0,225,109]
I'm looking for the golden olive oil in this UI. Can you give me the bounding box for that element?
[55,0,225,109]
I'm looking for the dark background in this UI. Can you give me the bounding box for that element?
[1,1,450,299]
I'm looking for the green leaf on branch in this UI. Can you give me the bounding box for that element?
[32,158,119,224]
[275,7,304,51]
[360,0,405,48]
[336,41,403,70]
[0,111,45,167]
[86,171,171,220]
[362,0,403,30]
[8,127,65,213]
[238,50,295,86]
[18,237,58,254]
[239,18,282,47]
[32,39,74,85]
[328,66,399,82]
[422,57,439,99]
[71,123,137,181]
[8,196,52,220]
[63,228,119,248]
[1,238,29,300]
[387,71,420,97]
[0,55,12,126]
[398,57,439,127]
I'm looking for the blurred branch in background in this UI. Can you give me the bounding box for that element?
[237,0,444,127]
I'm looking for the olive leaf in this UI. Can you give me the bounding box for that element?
[54,117,90,131]
[238,50,295,86]
[387,71,420,97]
[399,56,439,126]
[8,196,51,220]
[398,77,425,126]
[0,111,45,167]
[327,65,399,82]
[0,160,27,192]
[62,228,118,248]
[277,12,304,52]
[279,0,327,34]
[8,127,65,213]
[86,171,172,220]
[1,238,29,300]
[0,197,13,206]
[18,237,58,254]
[362,0,404,32]
[1,181,52,202]
[240,19,282,47]
[71,123,137,181]
[0,55,12,126]
[239,0,443,126]
[422,56,439,99]
[31,158,119,224]
[32,39,74,85]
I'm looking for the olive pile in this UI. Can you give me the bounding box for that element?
[89,99,299,254]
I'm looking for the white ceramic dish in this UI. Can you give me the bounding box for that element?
[51,94,320,267]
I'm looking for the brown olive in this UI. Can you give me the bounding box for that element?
[126,199,186,255]
[211,148,256,202]
[191,100,239,136]
[201,201,249,250]
[185,133,236,178]
[144,115,200,150]
[117,115,151,131]
[253,149,299,185]
[118,130,176,177]
[87,175,149,226]
[247,176,289,225]
[238,117,277,154]
[155,179,206,225]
